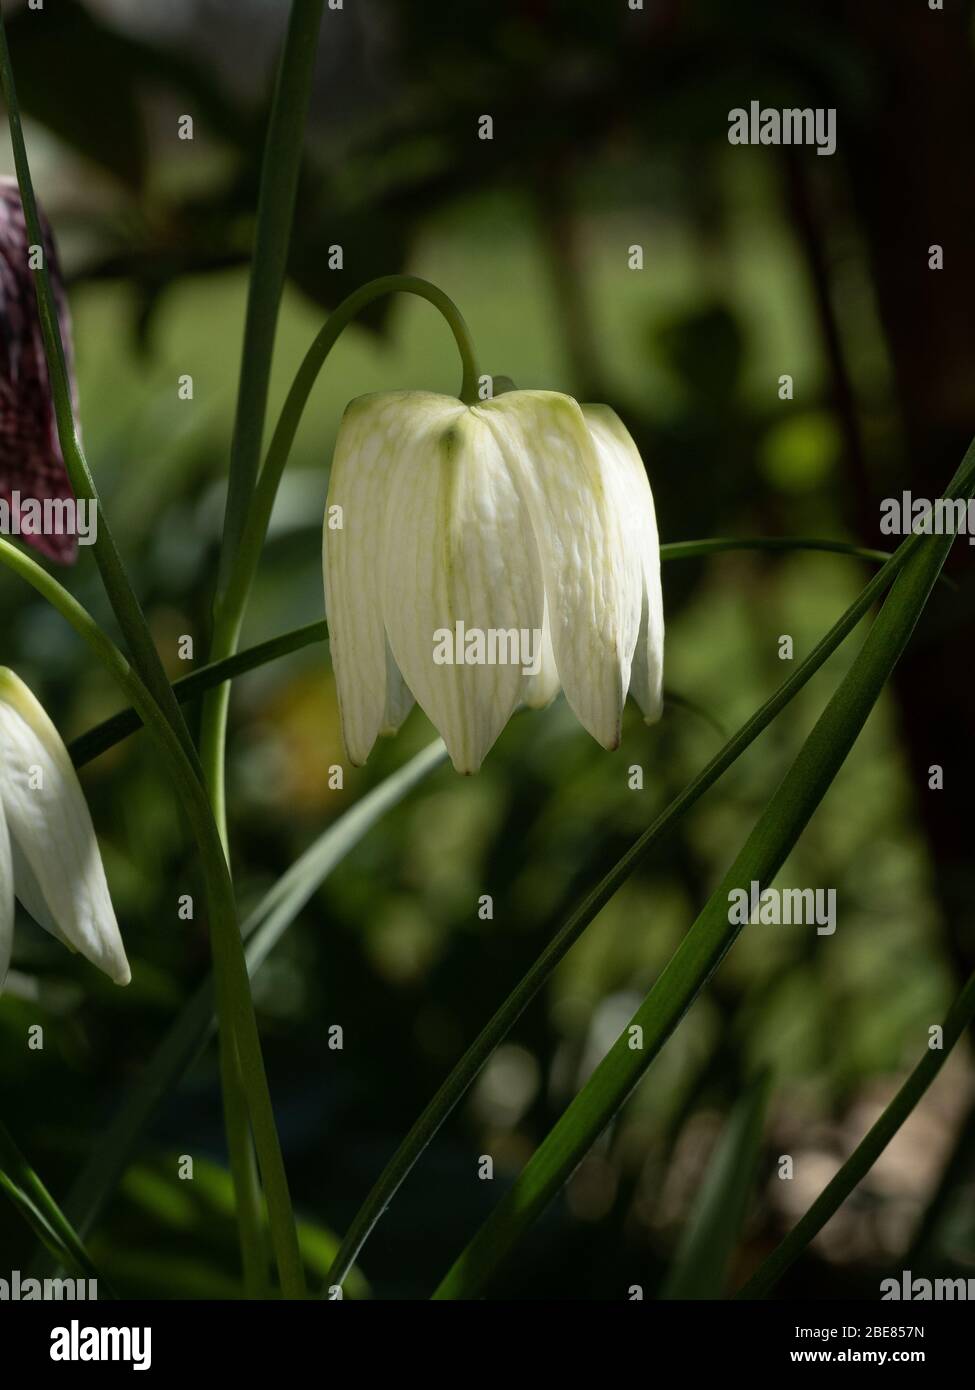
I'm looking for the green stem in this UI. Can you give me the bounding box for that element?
[218,0,325,592]
[53,739,447,1260]
[736,967,975,1299]
[0,539,304,1298]
[222,1041,270,1298]
[200,273,480,842]
[663,536,896,565]
[70,621,328,766]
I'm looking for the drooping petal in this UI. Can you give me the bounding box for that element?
[323,392,430,764]
[0,802,13,991]
[521,594,560,710]
[582,405,664,723]
[0,669,129,985]
[381,636,414,737]
[480,391,634,749]
[382,397,547,773]
[0,179,81,565]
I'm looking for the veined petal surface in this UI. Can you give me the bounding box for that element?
[382,399,547,773]
[480,391,633,749]
[521,594,560,710]
[323,392,431,763]
[583,405,664,723]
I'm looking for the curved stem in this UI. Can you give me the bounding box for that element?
[200,274,480,841]
[0,540,304,1298]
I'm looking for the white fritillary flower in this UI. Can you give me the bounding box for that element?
[0,669,129,990]
[323,390,664,774]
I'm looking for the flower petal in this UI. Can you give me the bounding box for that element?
[582,405,664,723]
[521,595,560,710]
[480,391,633,749]
[381,637,414,737]
[323,392,437,764]
[0,669,129,985]
[382,399,547,772]
[0,179,81,566]
[0,803,12,991]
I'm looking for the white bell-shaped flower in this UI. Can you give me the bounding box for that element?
[0,669,129,990]
[323,390,664,774]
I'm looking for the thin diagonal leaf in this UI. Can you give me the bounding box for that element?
[431,442,975,1300]
[69,621,328,767]
[52,739,446,1256]
[663,536,897,567]
[661,1069,771,1299]
[736,968,975,1299]
[0,1117,107,1289]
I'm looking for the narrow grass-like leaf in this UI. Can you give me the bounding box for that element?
[663,536,902,567]
[431,443,975,1299]
[663,688,726,737]
[51,739,446,1255]
[735,968,975,1299]
[68,621,328,767]
[661,1069,771,1299]
[0,1118,107,1289]
[217,0,324,581]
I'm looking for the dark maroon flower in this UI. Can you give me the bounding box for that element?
[0,177,79,565]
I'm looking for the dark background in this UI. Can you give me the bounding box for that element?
[1,0,974,1299]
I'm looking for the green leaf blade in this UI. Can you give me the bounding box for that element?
[661,1069,771,1300]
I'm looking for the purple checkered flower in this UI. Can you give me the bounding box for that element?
[0,177,80,565]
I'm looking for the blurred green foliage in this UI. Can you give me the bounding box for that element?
[1,0,973,1300]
